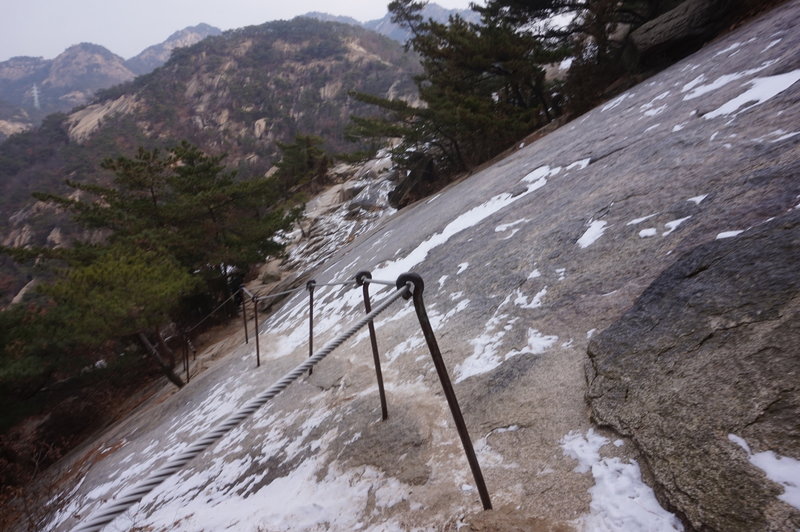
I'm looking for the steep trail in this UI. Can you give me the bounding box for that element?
[45,2,800,530]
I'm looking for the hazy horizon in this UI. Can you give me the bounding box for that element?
[0,0,477,62]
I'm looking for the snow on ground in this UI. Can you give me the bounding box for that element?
[368,164,559,282]
[681,60,777,100]
[640,91,670,115]
[454,285,558,382]
[713,40,748,58]
[716,230,744,239]
[601,93,633,112]
[757,129,800,143]
[513,286,547,309]
[495,218,530,240]
[577,220,609,248]
[567,158,591,171]
[561,430,684,531]
[626,213,658,226]
[662,217,691,236]
[429,297,471,330]
[101,403,413,532]
[455,293,518,382]
[504,329,558,361]
[704,69,800,120]
[728,435,800,510]
[687,195,708,205]
[762,38,782,53]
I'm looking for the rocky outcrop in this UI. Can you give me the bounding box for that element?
[586,210,800,531]
[44,44,133,92]
[278,152,398,275]
[0,118,30,139]
[630,0,732,61]
[65,93,140,143]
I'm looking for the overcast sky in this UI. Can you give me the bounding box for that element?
[0,0,476,62]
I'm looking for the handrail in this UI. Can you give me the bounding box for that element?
[72,271,492,532]
[72,282,412,532]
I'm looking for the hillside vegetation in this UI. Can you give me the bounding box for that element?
[0,18,418,302]
[348,0,777,203]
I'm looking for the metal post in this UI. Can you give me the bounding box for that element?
[396,273,492,510]
[253,295,260,368]
[355,271,389,421]
[307,280,316,376]
[241,288,249,344]
[183,333,190,383]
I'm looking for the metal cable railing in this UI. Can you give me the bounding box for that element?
[72,271,492,532]
[72,282,412,532]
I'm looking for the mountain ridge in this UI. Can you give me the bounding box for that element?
[0,16,420,305]
[0,24,222,138]
[0,3,473,139]
[303,3,481,42]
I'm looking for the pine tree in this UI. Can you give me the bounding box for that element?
[41,245,199,387]
[4,142,300,388]
[351,1,568,177]
[274,135,331,194]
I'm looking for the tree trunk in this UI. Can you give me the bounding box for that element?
[156,331,178,369]
[138,331,185,388]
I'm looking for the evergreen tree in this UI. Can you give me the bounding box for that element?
[3,142,300,388]
[41,244,199,387]
[350,1,568,177]
[274,135,331,194]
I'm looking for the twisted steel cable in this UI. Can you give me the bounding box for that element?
[72,283,411,532]
[254,285,307,301]
[187,289,242,334]
[312,280,357,288]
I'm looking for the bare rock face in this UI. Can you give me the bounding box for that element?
[630,0,732,61]
[586,209,800,531]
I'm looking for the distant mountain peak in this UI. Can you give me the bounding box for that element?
[300,12,362,26]
[302,3,480,43]
[0,24,223,135]
[125,23,222,75]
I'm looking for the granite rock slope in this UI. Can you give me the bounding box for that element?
[43,2,800,530]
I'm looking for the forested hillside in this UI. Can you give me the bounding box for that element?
[0,18,418,303]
